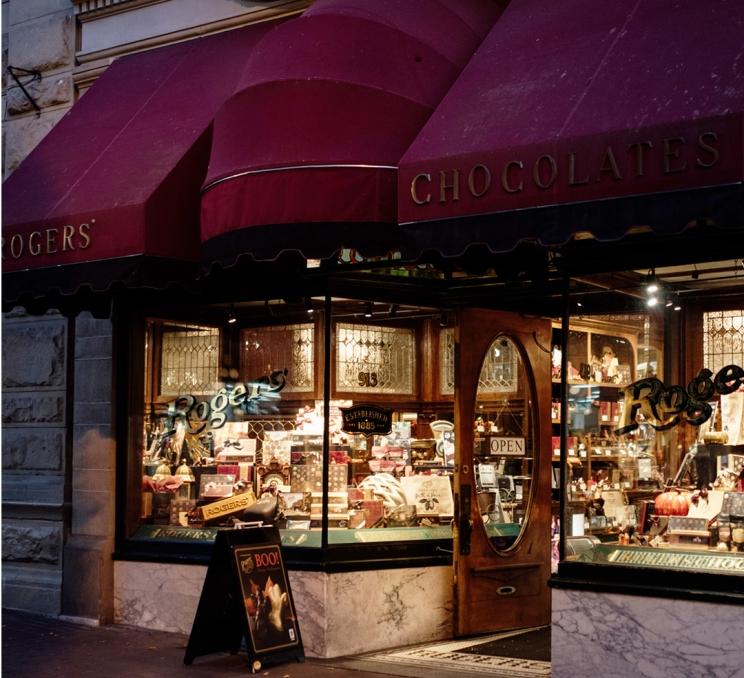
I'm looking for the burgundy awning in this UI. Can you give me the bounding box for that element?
[200,0,504,265]
[2,20,280,313]
[398,0,744,257]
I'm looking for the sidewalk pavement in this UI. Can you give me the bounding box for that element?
[1,609,393,678]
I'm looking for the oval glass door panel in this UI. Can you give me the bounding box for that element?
[474,336,535,551]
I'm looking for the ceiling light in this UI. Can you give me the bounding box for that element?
[646,296,658,308]
[363,302,373,319]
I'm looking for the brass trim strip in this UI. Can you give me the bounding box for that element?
[202,163,398,194]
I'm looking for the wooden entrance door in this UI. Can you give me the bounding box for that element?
[453,309,552,636]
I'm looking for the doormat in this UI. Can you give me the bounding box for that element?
[333,628,550,678]
[457,625,550,661]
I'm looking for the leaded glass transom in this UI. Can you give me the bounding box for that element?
[160,325,219,395]
[336,322,415,394]
[703,310,744,374]
[242,324,315,393]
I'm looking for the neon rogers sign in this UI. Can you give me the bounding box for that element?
[615,364,744,434]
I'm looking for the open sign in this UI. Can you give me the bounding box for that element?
[489,437,526,456]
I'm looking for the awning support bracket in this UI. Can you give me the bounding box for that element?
[7,65,42,117]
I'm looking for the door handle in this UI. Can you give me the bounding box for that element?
[458,484,472,555]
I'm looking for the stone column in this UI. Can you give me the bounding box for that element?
[61,313,116,623]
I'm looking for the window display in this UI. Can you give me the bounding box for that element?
[559,266,744,576]
[131,301,456,550]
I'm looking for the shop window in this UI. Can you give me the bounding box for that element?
[557,264,744,584]
[128,303,455,560]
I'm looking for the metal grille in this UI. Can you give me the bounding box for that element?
[703,310,744,374]
[440,329,518,394]
[242,324,314,392]
[336,322,415,394]
[244,418,297,437]
[160,325,219,395]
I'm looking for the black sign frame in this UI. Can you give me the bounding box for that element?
[340,404,393,435]
[184,527,304,672]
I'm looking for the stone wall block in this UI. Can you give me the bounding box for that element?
[8,12,73,73]
[2,320,66,388]
[74,357,112,404]
[6,74,73,115]
[2,522,62,564]
[75,334,112,361]
[2,102,66,174]
[75,314,113,340]
[2,428,64,471]
[2,394,65,424]
[10,0,77,25]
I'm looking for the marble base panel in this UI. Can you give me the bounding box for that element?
[114,561,452,658]
[552,588,744,678]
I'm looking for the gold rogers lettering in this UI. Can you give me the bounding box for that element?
[2,220,94,260]
[200,492,256,521]
[410,132,721,205]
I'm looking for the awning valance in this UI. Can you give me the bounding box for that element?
[398,0,744,257]
[2,20,281,313]
[200,0,503,266]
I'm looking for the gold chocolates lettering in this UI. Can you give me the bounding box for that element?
[409,129,724,207]
[628,140,653,177]
[501,160,524,193]
[410,173,432,205]
[568,152,589,185]
[597,146,622,181]
[663,136,687,174]
[439,169,460,203]
[467,164,491,197]
[696,131,720,168]
[533,154,557,189]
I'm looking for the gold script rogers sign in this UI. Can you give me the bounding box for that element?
[408,130,723,207]
[2,219,94,260]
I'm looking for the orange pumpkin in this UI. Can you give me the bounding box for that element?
[654,489,690,516]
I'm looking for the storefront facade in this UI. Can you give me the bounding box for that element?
[3,0,743,670]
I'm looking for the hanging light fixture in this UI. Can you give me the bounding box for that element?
[645,269,659,295]
[227,305,237,324]
[363,302,373,318]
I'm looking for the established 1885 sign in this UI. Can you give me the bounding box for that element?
[341,404,392,435]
